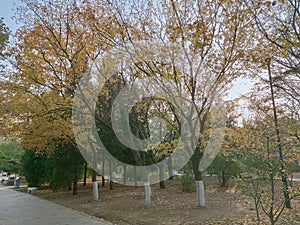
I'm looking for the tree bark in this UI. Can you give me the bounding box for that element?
[221,170,226,187]
[92,181,99,201]
[83,161,88,186]
[168,157,173,180]
[134,166,137,186]
[196,180,205,207]
[267,60,291,208]
[102,160,105,187]
[123,165,126,185]
[159,165,165,188]
[92,169,99,200]
[109,160,113,190]
[144,176,151,205]
[191,148,205,207]
[72,181,78,195]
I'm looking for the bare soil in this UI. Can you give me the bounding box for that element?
[33,175,299,225]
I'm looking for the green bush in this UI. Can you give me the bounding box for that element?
[48,144,85,191]
[181,161,195,192]
[21,143,85,192]
[21,150,49,187]
[0,140,23,173]
[207,154,242,187]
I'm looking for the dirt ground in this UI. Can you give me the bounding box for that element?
[33,175,300,225]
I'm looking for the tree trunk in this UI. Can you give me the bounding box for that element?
[123,165,126,185]
[195,176,205,207]
[267,61,291,208]
[91,169,99,200]
[221,170,226,187]
[134,166,137,186]
[73,181,78,195]
[102,160,105,187]
[83,161,88,186]
[144,176,151,205]
[109,160,113,190]
[159,166,165,188]
[168,157,173,180]
[102,176,105,187]
[254,198,260,222]
[191,149,205,207]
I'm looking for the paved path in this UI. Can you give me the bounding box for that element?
[0,186,113,225]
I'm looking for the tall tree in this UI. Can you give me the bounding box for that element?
[100,0,265,207]
[4,0,115,198]
[253,0,300,103]
[0,18,10,137]
[0,17,9,69]
[252,0,300,126]
[0,140,23,173]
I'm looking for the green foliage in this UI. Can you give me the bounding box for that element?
[21,143,85,190]
[0,140,23,173]
[96,77,173,167]
[207,154,242,187]
[0,17,9,52]
[48,143,85,191]
[286,160,300,173]
[96,75,140,166]
[98,121,137,165]
[0,17,10,73]
[181,161,195,193]
[21,150,49,187]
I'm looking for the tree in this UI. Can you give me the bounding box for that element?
[3,0,271,208]
[8,0,94,151]
[21,149,49,187]
[0,17,9,71]
[251,0,300,146]
[243,57,299,210]
[224,113,300,224]
[21,142,85,194]
[0,18,10,137]
[244,0,300,206]
[252,0,300,106]
[49,141,85,194]
[206,154,241,187]
[0,140,23,174]
[207,113,243,187]
[4,0,115,199]
[100,0,264,207]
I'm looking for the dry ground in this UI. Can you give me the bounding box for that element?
[33,176,300,225]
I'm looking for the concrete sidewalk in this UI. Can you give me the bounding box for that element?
[0,187,113,225]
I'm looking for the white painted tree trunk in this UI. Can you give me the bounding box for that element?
[144,181,151,205]
[92,181,99,200]
[196,180,205,207]
[123,165,126,185]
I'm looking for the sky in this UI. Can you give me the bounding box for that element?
[0,0,21,32]
[228,77,254,100]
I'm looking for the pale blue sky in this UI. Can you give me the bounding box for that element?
[0,0,21,32]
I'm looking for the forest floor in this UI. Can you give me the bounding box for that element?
[33,175,300,225]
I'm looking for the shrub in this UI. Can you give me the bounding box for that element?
[181,161,195,192]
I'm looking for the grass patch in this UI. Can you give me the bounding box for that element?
[15,187,27,193]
